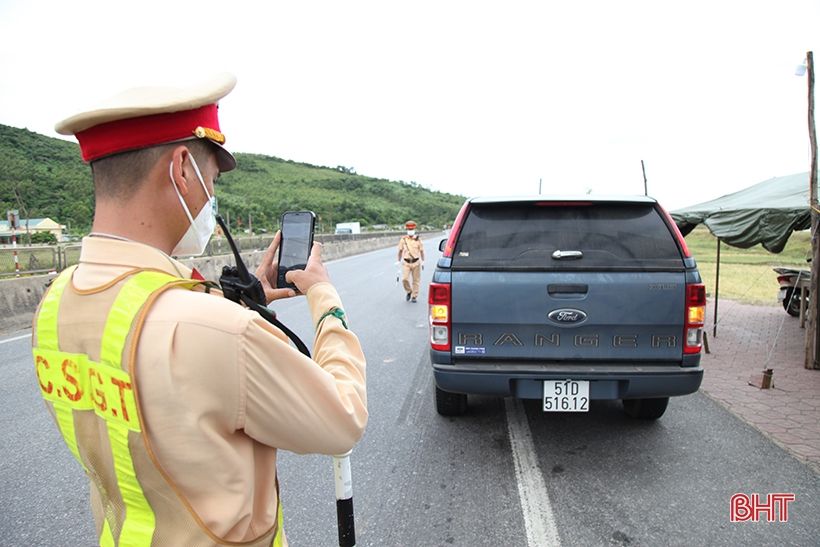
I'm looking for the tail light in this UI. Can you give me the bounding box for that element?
[684,283,706,354]
[429,282,451,352]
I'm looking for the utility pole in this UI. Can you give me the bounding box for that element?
[803,51,819,369]
[12,186,31,245]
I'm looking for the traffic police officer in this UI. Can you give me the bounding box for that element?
[31,74,367,546]
[397,220,425,302]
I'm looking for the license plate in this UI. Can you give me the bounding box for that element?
[543,380,589,412]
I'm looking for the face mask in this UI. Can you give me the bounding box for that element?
[407,230,416,237]
[170,154,217,256]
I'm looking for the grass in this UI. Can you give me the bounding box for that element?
[0,247,57,275]
[685,226,812,306]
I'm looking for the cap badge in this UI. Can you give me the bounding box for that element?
[194,126,226,144]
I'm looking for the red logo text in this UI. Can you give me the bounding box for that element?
[730,493,795,522]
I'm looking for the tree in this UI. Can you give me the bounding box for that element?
[31,231,57,245]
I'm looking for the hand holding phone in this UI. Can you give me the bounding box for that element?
[286,240,331,294]
[277,211,316,292]
[254,231,297,304]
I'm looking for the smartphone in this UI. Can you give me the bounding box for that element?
[277,211,316,292]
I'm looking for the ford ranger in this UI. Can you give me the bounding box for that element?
[428,196,705,419]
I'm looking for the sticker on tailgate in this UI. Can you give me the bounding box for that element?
[454,346,486,355]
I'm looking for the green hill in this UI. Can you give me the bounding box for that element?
[0,123,465,234]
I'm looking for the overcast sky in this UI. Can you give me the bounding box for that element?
[1,0,818,211]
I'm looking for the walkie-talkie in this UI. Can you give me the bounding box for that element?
[215,215,309,356]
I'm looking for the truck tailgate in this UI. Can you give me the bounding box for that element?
[450,270,686,362]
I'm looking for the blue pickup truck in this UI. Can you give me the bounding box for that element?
[428,196,705,419]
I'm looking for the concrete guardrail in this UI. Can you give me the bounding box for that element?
[0,231,444,334]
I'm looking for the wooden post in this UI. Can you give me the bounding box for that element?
[804,51,819,369]
[713,238,721,338]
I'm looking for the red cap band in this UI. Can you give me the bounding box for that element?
[75,104,221,162]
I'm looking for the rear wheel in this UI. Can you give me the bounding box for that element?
[622,397,669,420]
[435,386,468,416]
[782,287,802,317]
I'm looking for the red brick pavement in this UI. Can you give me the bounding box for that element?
[701,298,820,474]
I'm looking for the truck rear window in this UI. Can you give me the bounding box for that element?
[451,202,684,270]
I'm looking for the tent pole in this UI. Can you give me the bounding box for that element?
[714,238,720,338]
[805,51,820,369]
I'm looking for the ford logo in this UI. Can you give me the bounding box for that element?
[548,309,588,326]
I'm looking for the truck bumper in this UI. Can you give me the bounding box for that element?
[432,362,704,400]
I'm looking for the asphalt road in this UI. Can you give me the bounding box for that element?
[2,238,820,546]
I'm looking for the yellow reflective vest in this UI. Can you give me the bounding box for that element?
[32,267,283,547]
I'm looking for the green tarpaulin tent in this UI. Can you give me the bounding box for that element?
[671,172,812,338]
[671,172,811,253]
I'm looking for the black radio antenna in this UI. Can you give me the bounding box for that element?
[216,215,254,285]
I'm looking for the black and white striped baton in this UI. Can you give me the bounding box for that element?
[333,452,355,546]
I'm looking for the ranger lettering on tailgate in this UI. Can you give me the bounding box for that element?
[458,332,678,348]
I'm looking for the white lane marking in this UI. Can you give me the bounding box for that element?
[505,398,561,547]
[0,333,32,345]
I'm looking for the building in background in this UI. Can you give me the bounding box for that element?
[0,218,66,244]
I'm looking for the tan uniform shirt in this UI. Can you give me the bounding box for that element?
[398,236,423,260]
[46,236,368,543]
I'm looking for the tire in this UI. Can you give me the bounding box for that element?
[782,288,801,317]
[435,386,468,416]
[622,397,669,420]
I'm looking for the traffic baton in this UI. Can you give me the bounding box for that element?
[333,451,355,546]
